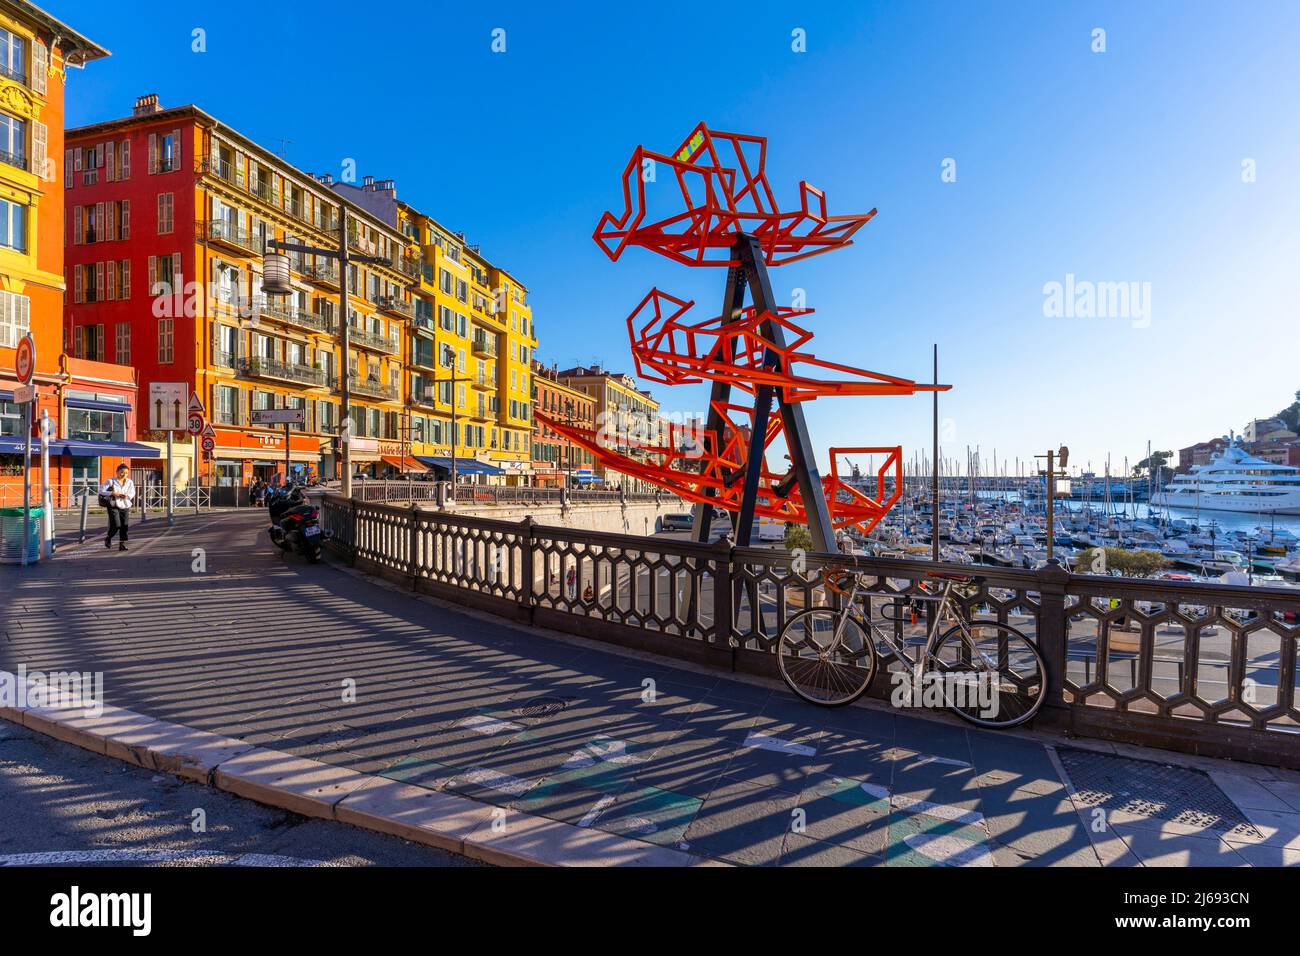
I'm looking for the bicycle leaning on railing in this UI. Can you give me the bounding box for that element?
[776,569,1047,728]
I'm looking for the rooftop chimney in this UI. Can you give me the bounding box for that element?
[362,175,375,189]
[316,173,334,185]
[133,93,162,116]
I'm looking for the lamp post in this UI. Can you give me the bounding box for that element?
[1035,445,1070,563]
[262,206,392,500]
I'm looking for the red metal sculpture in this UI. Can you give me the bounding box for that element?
[593,123,877,268]
[548,125,948,544]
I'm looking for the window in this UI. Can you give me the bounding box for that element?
[0,290,30,348]
[152,130,180,173]
[217,385,239,425]
[0,112,25,168]
[158,317,174,363]
[157,193,174,234]
[0,198,26,251]
[114,323,131,364]
[67,408,126,443]
[0,28,25,85]
[0,398,20,436]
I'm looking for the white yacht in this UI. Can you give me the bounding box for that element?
[1154,444,1300,515]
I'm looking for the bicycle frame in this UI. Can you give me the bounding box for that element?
[833,575,972,676]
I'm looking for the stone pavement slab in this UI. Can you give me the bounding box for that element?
[3,510,1297,867]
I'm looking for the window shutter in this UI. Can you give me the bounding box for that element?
[210,383,219,424]
[171,128,182,170]
[74,325,84,358]
[120,140,130,178]
[105,141,115,181]
[64,148,72,187]
[74,265,83,303]
[74,147,83,172]
[31,122,47,179]
[237,388,246,426]
[32,42,48,95]
[148,133,158,174]
[94,202,104,242]
[96,262,105,300]
[121,200,130,239]
[148,255,157,292]
[121,260,130,298]
[73,206,82,244]
[95,324,105,359]
[174,249,183,290]
[236,329,246,361]
[105,262,116,300]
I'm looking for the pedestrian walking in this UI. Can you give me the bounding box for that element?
[100,464,135,551]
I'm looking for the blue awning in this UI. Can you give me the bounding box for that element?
[413,456,504,476]
[66,398,132,413]
[0,438,158,457]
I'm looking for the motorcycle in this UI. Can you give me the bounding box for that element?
[267,484,324,562]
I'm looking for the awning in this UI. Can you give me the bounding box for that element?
[65,398,131,413]
[414,455,452,474]
[62,440,160,458]
[0,438,160,458]
[381,455,428,473]
[457,460,504,476]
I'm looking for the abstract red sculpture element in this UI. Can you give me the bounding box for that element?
[551,126,950,543]
[626,288,942,403]
[594,123,877,268]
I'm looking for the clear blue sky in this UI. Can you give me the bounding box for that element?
[57,0,1300,477]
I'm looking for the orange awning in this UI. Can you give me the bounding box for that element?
[381,455,428,473]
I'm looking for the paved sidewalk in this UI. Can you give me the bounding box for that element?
[2,512,1298,866]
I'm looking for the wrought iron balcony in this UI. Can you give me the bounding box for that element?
[240,357,327,387]
[345,375,399,401]
[0,147,27,171]
[347,326,399,354]
[301,262,341,288]
[470,372,494,391]
[201,220,262,255]
[471,335,497,357]
[200,157,243,189]
[376,295,413,319]
[0,62,27,86]
[256,298,331,334]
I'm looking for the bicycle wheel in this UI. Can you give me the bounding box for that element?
[777,608,877,707]
[931,622,1046,728]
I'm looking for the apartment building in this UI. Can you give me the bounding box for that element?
[555,364,662,492]
[530,360,595,487]
[341,177,538,484]
[0,2,149,506]
[65,96,416,490]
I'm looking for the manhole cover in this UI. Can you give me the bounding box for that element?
[513,696,573,719]
[1057,748,1261,838]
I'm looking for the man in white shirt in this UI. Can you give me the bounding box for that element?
[100,464,136,552]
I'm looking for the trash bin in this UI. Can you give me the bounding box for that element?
[0,506,44,565]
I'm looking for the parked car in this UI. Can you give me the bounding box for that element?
[661,513,694,532]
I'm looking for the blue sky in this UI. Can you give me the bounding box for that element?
[57,0,1300,477]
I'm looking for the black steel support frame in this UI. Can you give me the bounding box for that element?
[690,233,837,552]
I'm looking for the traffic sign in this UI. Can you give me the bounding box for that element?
[250,407,306,425]
[188,391,205,415]
[149,382,188,431]
[186,413,204,435]
[14,334,34,384]
[201,435,216,452]
[12,383,36,404]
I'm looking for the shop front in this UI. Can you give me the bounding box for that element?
[208,428,325,498]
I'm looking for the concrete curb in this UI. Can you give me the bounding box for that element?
[0,670,709,867]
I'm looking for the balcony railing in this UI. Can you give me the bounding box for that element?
[201,157,243,189]
[0,148,27,171]
[347,326,399,354]
[201,220,263,255]
[472,335,497,357]
[470,372,493,390]
[376,295,414,318]
[345,375,399,401]
[241,357,327,387]
[411,314,436,335]
[301,262,341,288]
[257,298,331,334]
[0,62,27,86]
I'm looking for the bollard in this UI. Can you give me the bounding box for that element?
[78,491,90,544]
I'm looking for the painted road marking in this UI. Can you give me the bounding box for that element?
[860,782,987,827]
[454,767,536,797]
[743,732,817,757]
[577,794,618,828]
[907,754,972,770]
[562,735,648,770]
[458,713,525,736]
[0,849,325,867]
[902,833,995,867]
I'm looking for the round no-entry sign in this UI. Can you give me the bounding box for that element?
[14,334,34,384]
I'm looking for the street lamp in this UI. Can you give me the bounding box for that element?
[1035,445,1069,563]
[434,369,471,498]
[262,206,392,500]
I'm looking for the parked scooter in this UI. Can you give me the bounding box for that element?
[267,483,324,562]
